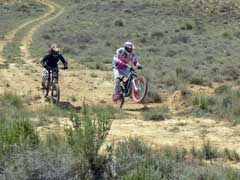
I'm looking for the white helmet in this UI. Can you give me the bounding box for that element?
[124,41,134,53]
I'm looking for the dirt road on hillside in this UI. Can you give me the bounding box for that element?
[0,0,239,169]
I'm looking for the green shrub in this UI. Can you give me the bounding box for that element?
[192,95,215,111]
[0,119,39,158]
[201,141,219,160]
[65,104,114,176]
[150,31,164,39]
[144,89,162,103]
[214,85,231,94]
[0,92,24,108]
[114,137,240,179]
[224,148,240,162]
[165,50,177,57]
[114,19,124,26]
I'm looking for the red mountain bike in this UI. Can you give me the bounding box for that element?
[112,67,148,108]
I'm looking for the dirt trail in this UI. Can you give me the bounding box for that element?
[0,0,239,169]
[20,0,64,63]
[0,0,64,98]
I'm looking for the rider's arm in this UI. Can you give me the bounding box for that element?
[41,54,49,68]
[131,54,142,69]
[59,53,68,69]
[114,48,127,66]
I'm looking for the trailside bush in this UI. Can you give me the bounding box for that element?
[65,104,114,178]
[114,137,240,179]
[0,119,39,159]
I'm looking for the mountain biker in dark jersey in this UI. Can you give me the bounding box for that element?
[112,42,142,103]
[41,44,68,88]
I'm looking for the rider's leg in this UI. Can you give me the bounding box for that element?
[52,68,59,83]
[113,68,121,101]
[120,68,132,97]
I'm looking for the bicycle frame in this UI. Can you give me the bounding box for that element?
[121,70,137,97]
[47,68,58,86]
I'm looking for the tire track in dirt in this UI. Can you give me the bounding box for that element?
[20,0,64,63]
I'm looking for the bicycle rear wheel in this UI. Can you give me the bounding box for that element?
[51,83,60,104]
[131,77,148,102]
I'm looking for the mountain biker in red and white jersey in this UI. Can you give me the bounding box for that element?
[40,44,68,88]
[112,42,142,102]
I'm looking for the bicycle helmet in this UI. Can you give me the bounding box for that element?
[124,41,134,53]
[50,43,60,54]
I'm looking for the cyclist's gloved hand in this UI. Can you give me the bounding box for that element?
[137,65,143,70]
[63,66,68,70]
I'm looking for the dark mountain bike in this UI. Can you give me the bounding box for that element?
[112,67,148,108]
[42,67,65,104]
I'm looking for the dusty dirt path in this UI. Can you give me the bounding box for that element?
[20,0,64,63]
[0,0,239,169]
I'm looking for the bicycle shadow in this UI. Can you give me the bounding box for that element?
[124,105,149,112]
[57,101,82,111]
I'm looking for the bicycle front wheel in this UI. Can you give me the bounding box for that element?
[131,77,148,103]
[51,83,60,104]
[42,80,50,97]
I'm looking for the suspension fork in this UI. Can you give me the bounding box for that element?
[126,74,137,96]
[132,78,138,91]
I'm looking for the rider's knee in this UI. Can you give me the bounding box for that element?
[115,77,121,83]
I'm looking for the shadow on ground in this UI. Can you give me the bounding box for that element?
[57,101,82,111]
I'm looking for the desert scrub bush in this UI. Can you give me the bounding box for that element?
[200,140,219,160]
[65,104,114,178]
[223,148,240,162]
[192,95,215,111]
[0,92,24,109]
[214,84,231,94]
[114,137,173,179]
[144,89,162,103]
[114,137,240,179]
[192,88,240,123]
[0,119,39,159]
[114,18,124,26]
[142,107,170,121]
[0,92,30,122]
[1,144,79,180]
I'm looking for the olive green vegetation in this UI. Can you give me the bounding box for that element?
[0,0,46,38]
[114,137,240,180]
[191,85,240,124]
[30,0,240,123]
[1,93,239,179]
[31,0,240,89]
[0,92,119,179]
[0,0,47,64]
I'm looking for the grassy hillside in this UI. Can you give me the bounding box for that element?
[0,0,46,38]
[31,0,240,87]
[29,0,240,123]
